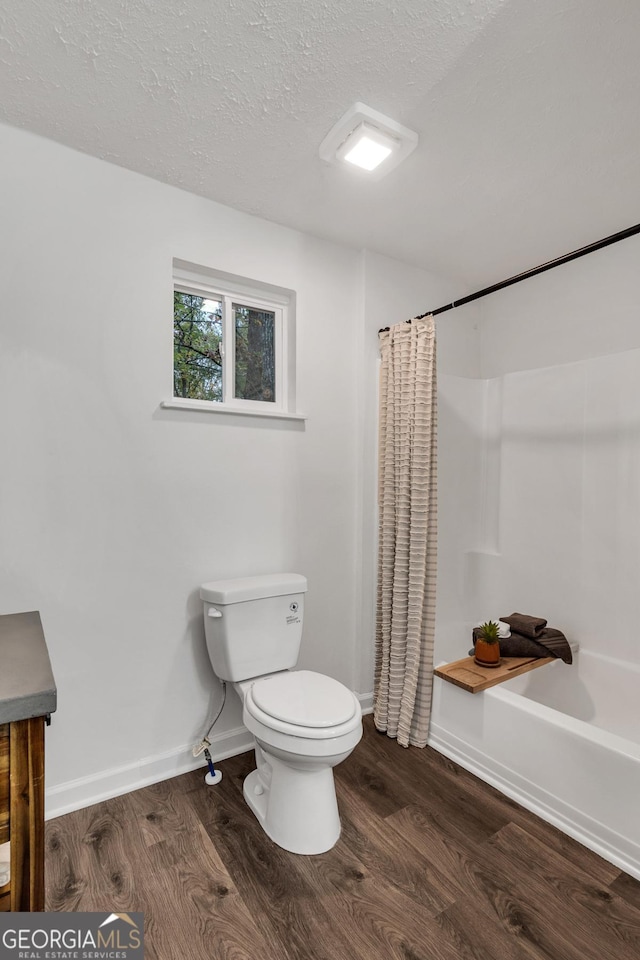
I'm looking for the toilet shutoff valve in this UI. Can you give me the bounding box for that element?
[192,738,210,758]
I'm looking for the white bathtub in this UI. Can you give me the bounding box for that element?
[429,649,640,880]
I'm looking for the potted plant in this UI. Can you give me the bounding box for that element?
[474,621,501,667]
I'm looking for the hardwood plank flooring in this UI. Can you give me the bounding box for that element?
[45,716,640,959]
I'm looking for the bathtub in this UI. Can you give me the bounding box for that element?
[429,649,640,880]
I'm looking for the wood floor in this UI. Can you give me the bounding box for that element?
[46,716,640,960]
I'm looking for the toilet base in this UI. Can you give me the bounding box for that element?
[243,749,341,855]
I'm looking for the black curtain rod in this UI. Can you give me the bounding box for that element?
[379,221,640,333]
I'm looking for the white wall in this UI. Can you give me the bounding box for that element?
[356,251,483,691]
[470,234,640,666]
[0,123,364,815]
[479,235,640,378]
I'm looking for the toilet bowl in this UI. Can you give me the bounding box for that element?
[235,670,362,854]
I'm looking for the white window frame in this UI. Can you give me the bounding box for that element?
[163,262,303,421]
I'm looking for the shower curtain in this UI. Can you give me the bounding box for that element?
[374,316,437,748]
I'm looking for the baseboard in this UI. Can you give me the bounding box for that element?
[358,691,374,715]
[428,721,640,882]
[46,689,375,821]
[45,725,254,821]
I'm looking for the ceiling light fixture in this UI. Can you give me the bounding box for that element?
[319,102,418,180]
[338,123,396,171]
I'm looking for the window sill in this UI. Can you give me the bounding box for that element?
[160,398,307,421]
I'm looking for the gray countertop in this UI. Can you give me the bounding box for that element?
[0,611,57,724]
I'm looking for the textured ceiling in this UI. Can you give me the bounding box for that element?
[1,0,640,287]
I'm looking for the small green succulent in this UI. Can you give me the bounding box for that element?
[478,620,500,644]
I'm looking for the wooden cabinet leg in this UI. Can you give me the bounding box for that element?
[9,718,45,911]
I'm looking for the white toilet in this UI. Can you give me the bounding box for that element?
[200,573,363,855]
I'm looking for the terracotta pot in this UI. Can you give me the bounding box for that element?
[474,637,501,667]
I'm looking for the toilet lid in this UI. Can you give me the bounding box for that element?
[250,670,357,728]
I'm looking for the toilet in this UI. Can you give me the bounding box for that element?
[200,573,363,855]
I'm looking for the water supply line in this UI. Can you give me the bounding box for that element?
[193,679,226,786]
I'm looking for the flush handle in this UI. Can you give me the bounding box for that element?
[207,607,223,618]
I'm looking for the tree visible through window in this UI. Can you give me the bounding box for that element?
[234,304,275,402]
[173,292,222,401]
[173,290,277,405]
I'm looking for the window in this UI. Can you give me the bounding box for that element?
[164,261,300,419]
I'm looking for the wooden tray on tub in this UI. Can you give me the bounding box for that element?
[434,655,554,693]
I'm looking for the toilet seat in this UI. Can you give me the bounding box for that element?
[245,670,361,740]
[251,670,356,727]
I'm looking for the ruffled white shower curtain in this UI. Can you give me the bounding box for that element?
[374,316,437,748]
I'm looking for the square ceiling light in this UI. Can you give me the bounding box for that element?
[319,102,418,180]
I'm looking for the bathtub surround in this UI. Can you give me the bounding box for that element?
[374,318,438,748]
[429,230,640,879]
[430,352,640,874]
[430,231,640,672]
[464,228,640,660]
[467,328,640,668]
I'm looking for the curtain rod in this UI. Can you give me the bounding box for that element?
[378,221,640,333]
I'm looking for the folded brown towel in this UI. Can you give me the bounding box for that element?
[501,633,551,659]
[471,625,573,664]
[535,627,573,664]
[472,628,548,660]
[502,613,547,638]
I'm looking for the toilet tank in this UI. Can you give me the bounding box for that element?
[200,573,307,681]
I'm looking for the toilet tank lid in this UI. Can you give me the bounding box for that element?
[200,573,307,605]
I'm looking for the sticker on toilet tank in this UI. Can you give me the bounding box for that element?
[286,615,301,625]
